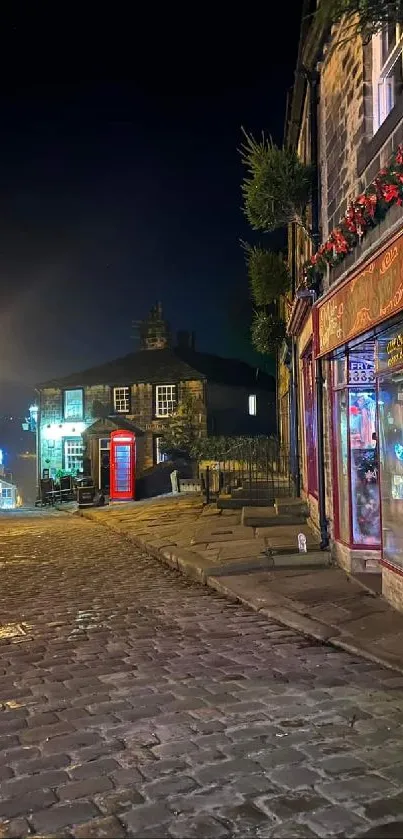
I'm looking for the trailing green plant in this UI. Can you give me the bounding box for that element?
[240,130,313,234]
[251,310,287,355]
[315,0,403,43]
[242,243,291,306]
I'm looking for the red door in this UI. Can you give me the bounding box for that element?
[110,431,135,500]
[303,351,318,497]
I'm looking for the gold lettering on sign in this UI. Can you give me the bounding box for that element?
[387,333,403,368]
[349,308,372,335]
[380,245,398,274]
[380,282,403,317]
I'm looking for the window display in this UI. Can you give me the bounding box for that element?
[349,390,380,545]
[332,344,381,547]
[378,371,403,567]
[334,389,350,543]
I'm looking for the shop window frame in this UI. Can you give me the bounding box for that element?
[301,343,318,500]
[375,345,403,573]
[331,348,381,550]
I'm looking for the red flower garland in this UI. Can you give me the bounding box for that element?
[305,144,403,285]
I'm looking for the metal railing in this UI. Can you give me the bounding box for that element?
[200,438,300,505]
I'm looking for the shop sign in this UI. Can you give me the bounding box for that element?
[377,327,403,372]
[314,232,403,357]
[386,332,403,368]
[348,354,375,384]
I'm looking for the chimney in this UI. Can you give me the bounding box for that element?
[176,331,196,350]
[139,303,171,350]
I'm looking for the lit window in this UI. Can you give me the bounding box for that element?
[113,387,130,413]
[248,394,257,415]
[155,385,177,417]
[155,436,168,464]
[372,25,403,133]
[64,389,83,421]
[64,439,83,474]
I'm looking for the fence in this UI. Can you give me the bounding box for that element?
[200,437,299,505]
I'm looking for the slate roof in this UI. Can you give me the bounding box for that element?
[39,348,275,391]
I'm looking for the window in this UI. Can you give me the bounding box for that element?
[248,394,257,416]
[113,386,130,413]
[155,436,168,464]
[155,384,177,417]
[372,25,403,133]
[64,439,84,474]
[378,370,403,567]
[64,389,83,421]
[1,487,12,498]
[331,346,380,547]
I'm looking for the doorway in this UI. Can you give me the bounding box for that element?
[99,437,111,491]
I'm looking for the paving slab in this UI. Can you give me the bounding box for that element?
[191,526,255,545]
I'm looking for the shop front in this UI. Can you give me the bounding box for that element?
[314,226,403,610]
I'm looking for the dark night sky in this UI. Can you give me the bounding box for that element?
[0,7,302,415]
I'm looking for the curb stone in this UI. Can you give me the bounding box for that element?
[79,508,403,677]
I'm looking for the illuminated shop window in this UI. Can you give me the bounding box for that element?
[332,345,380,547]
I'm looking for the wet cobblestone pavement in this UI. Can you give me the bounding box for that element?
[1,516,403,837]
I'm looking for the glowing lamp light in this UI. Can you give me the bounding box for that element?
[395,442,403,462]
[0,449,3,466]
[41,421,87,441]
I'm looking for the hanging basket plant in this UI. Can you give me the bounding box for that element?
[251,310,287,355]
[242,243,291,306]
[315,0,403,43]
[240,130,313,234]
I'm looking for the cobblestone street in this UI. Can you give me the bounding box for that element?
[2,515,403,837]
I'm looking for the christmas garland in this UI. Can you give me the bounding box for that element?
[305,144,403,286]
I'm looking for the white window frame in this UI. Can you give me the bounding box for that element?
[248,394,257,416]
[64,438,84,474]
[113,386,130,413]
[155,384,177,417]
[372,26,403,134]
[63,388,84,421]
[155,436,168,464]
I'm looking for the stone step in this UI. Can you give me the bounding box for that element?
[217,498,274,509]
[264,551,331,569]
[241,506,307,528]
[275,497,309,517]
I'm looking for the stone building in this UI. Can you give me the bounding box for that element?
[284,1,403,610]
[36,305,275,496]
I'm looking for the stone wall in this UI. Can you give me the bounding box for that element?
[320,24,366,236]
[382,566,403,612]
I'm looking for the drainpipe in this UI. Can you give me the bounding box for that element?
[290,222,301,497]
[304,66,329,550]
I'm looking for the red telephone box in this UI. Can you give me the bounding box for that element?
[110,430,135,501]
